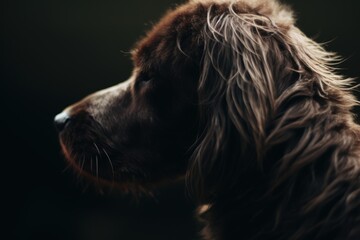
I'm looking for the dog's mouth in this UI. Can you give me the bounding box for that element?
[56,112,120,182]
[56,111,154,188]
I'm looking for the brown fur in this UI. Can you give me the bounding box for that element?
[55,0,360,239]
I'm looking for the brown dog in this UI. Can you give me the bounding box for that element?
[55,0,360,239]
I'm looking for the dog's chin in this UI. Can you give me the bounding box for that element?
[58,131,154,193]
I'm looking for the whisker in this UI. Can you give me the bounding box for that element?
[79,156,86,175]
[96,155,99,181]
[95,154,104,194]
[62,163,72,173]
[103,148,115,185]
[90,157,93,173]
[93,142,101,155]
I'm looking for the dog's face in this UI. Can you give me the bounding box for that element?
[55,6,203,189]
[56,68,199,189]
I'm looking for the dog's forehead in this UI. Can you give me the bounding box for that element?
[131,3,208,69]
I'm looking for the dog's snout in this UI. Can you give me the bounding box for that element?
[54,111,71,132]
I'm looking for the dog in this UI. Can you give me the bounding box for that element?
[55,0,360,239]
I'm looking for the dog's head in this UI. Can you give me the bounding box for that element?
[55,0,355,199]
[55,2,204,191]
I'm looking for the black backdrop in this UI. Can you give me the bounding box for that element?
[2,1,360,240]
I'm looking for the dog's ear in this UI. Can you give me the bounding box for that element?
[186,3,311,202]
[187,5,283,202]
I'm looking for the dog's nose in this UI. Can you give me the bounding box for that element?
[54,111,71,132]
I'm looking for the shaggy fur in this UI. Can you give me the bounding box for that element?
[55,0,360,239]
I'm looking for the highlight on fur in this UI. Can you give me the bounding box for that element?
[55,0,360,239]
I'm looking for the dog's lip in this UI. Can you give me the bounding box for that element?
[59,138,73,162]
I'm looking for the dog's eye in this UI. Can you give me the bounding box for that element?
[138,73,154,83]
[141,77,153,82]
[137,76,153,83]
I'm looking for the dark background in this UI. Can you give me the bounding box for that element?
[2,0,360,239]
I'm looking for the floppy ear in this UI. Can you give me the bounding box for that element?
[187,5,284,202]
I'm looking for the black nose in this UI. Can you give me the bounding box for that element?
[54,112,71,132]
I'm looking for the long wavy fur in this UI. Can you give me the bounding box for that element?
[185,1,360,239]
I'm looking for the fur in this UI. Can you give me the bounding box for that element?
[55,0,360,239]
